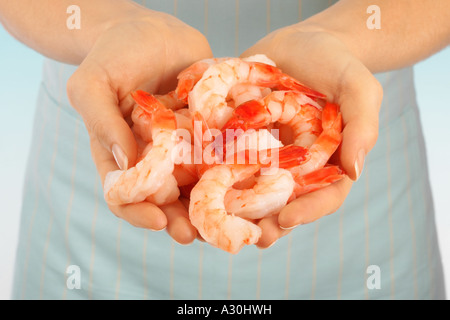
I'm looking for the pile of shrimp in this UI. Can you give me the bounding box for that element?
[103,54,346,254]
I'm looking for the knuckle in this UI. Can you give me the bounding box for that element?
[87,117,105,140]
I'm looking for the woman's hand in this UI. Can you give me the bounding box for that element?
[241,25,383,248]
[66,9,212,244]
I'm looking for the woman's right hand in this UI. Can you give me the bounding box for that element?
[66,7,212,244]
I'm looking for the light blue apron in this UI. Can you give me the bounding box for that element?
[12,0,445,299]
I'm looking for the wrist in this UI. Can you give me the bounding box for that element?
[73,3,156,63]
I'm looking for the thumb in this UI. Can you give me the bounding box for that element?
[67,70,137,177]
[336,69,383,181]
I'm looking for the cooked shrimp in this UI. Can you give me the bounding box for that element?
[145,174,180,205]
[131,101,154,143]
[226,83,272,109]
[155,90,187,110]
[188,57,326,129]
[189,143,308,254]
[189,164,262,254]
[224,167,295,220]
[289,101,343,176]
[175,57,231,103]
[291,165,346,198]
[223,96,345,195]
[222,90,324,148]
[191,110,306,178]
[175,54,277,104]
[104,91,179,205]
[224,96,343,174]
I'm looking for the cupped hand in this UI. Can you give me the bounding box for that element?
[67,9,213,244]
[241,25,383,248]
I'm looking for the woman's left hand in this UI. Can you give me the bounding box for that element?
[240,25,383,249]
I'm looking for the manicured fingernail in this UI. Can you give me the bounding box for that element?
[112,144,128,170]
[149,226,166,232]
[354,149,366,180]
[280,223,300,230]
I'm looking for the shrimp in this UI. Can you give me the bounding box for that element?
[103,90,180,206]
[189,128,308,253]
[224,167,295,220]
[291,165,346,197]
[189,164,262,254]
[289,101,343,176]
[174,54,276,105]
[155,90,187,110]
[224,93,343,172]
[222,95,345,196]
[175,57,231,103]
[188,57,326,129]
[189,146,306,254]
[131,100,154,143]
[226,83,272,109]
[191,110,305,178]
[286,101,346,197]
[222,90,324,148]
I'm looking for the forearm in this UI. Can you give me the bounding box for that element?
[300,0,450,73]
[0,0,148,64]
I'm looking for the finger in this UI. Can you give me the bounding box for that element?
[178,196,205,242]
[256,215,291,249]
[109,201,168,231]
[67,65,138,171]
[90,136,168,230]
[335,63,383,181]
[279,176,353,228]
[160,200,198,245]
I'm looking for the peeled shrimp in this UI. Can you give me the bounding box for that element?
[226,83,272,109]
[289,101,343,177]
[189,164,263,254]
[175,57,231,103]
[224,167,295,220]
[222,90,324,148]
[189,143,307,254]
[222,92,345,198]
[188,56,325,129]
[104,91,180,206]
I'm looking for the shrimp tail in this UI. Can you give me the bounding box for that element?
[132,90,177,131]
[292,165,346,197]
[278,75,327,100]
[221,100,270,132]
[275,145,310,169]
[131,90,162,113]
[253,62,326,99]
[311,101,343,158]
[322,101,343,133]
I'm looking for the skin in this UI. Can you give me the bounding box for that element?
[242,0,450,248]
[1,0,449,248]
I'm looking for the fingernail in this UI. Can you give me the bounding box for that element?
[149,226,166,232]
[280,224,300,230]
[354,149,366,180]
[112,144,128,170]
